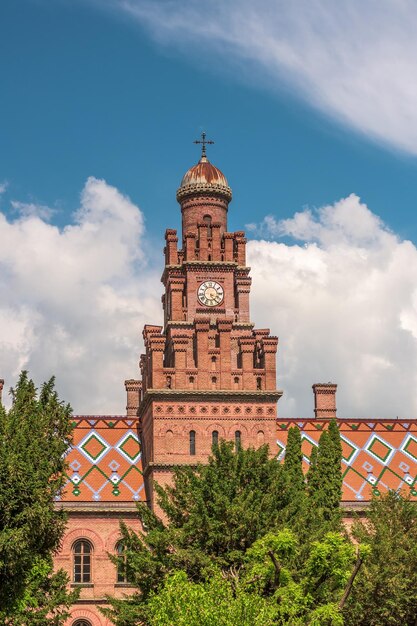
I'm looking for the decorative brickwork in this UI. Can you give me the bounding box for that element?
[313,383,337,418]
[139,154,282,513]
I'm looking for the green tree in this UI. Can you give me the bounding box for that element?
[309,420,343,524]
[0,372,77,624]
[282,427,306,516]
[344,491,417,626]
[140,529,364,626]
[243,529,363,626]
[104,436,354,626]
[307,444,319,496]
[145,570,276,626]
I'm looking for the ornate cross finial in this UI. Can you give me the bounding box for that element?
[193,132,214,158]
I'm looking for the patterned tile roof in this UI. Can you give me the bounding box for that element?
[59,416,144,503]
[61,416,417,504]
[277,419,417,502]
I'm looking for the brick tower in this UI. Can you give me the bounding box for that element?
[139,137,282,512]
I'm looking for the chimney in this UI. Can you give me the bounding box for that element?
[312,383,337,419]
[124,379,142,418]
[0,379,4,404]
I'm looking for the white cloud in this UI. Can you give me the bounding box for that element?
[0,177,162,413]
[105,0,417,154]
[1,178,416,418]
[11,200,55,221]
[248,194,417,418]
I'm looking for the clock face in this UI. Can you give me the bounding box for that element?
[198,281,224,307]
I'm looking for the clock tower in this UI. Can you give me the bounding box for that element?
[139,138,282,512]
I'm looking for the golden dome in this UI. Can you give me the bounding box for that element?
[176,155,232,203]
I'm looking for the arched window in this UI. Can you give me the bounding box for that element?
[235,430,241,451]
[234,376,239,389]
[166,376,172,389]
[211,376,217,389]
[189,376,194,389]
[203,214,212,236]
[116,541,128,583]
[73,540,92,583]
[212,430,219,447]
[211,356,217,371]
[189,430,196,456]
[165,429,173,454]
[256,377,262,390]
[73,620,92,626]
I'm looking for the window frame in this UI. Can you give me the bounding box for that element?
[72,539,93,584]
[189,430,196,455]
[115,541,129,584]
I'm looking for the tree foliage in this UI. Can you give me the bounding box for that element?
[343,491,417,626]
[0,372,77,623]
[104,427,362,626]
[145,570,276,626]
[308,420,343,524]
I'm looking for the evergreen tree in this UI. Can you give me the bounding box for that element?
[104,439,353,626]
[307,444,319,497]
[103,442,287,624]
[0,372,77,623]
[344,491,417,626]
[309,420,343,524]
[281,427,306,520]
[283,427,305,494]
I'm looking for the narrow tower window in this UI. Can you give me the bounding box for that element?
[235,430,241,451]
[73,540,92,583]
[211,356,217,371]
[189,376,194,389]
[211,376,217,389]
[256,377,262,390]
[189,430,196,455]
[234,376,239,389]
[212,430,219,447]
[115,542,128,583]
[203,214,212,237]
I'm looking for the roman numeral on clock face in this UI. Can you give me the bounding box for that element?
[197,281,224,307]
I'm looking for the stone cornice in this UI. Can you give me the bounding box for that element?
[162,263,251,283]
[55,501,140,514]
[139,388,283,417]
[177,184,232,202]
[143,461,199,478]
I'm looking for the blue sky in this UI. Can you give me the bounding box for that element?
[1,0,417,247]
[1,0,417,417]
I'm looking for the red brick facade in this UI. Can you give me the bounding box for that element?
[56,505,141,626]
[139,154,281,513]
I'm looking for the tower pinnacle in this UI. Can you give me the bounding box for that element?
[193,131,214,160]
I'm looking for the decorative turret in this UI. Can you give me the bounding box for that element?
[176,133,232,236]
[139,136,281,514]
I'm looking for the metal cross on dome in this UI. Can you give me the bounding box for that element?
[194,132,214,158]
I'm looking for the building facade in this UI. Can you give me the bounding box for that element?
[2,148,416,626]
